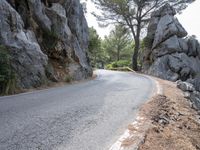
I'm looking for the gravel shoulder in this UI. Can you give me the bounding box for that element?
[118,78,200,150]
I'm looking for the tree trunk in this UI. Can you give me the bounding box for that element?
[131,23,141,71]
[132,39,139,71]
[94,50,97,67]
[117,47,120,61]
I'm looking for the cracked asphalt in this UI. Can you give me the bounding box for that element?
[0,70,155,150]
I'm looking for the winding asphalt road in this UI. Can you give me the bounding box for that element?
[0,70,155,150]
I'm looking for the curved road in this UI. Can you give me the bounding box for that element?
[0,70,155,150]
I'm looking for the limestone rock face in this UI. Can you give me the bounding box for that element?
[152,14,187,49]
[143,4,200,84]
[0,0,48,88]
[0,0,92,90]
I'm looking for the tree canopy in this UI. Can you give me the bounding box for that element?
[88,27,102,67]
[88,26,133,68]
[103,25,132,61]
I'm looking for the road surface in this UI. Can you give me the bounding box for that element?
[0,70,155,150]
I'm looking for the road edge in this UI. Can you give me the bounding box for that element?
[109,72,163,150]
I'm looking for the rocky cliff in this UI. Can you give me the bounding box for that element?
[0,0,92,92]
[142,4,200,110]
[143,4,200,84]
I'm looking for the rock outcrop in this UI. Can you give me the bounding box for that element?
[143,4,200,84]
[177,80,200,110]
[143,4,200,110]
[0,0,92,91]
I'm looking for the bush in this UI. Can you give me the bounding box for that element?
[106,60,131,70]
[0,46,16,94]
[64,75,73,83]
[143,36,154,49]
[105,64,113,70]
[42,30,59,50]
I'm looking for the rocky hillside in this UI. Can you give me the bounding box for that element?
[0,0,92,93]
[143,4,200,85]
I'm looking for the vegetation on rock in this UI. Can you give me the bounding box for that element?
[0,46,16,94]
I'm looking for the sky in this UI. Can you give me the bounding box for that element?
[177,0,200,40]
[83,0,112,38]
[84,0,200,40]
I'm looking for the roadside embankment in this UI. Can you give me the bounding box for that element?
[111,77,200,150]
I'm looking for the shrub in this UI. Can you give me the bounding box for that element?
[105,64,113,70]
[143,36,154,49]
[0,46,16,94]
[64,75,73,83]
[106,60,131,70]
[42,30,59,50]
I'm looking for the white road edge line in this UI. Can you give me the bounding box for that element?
[109,74,163,150]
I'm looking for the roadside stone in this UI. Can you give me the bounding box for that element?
[191,76,200,92]
[176,80,195,92]
[180,67,191,81]
[183,92,191,99]
[190,91,200,110]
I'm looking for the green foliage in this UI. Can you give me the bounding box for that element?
[88,27,106,67]
[105,64,113,70]
[64,75,73,83]
[106,60,131,70]
[142,36,154,49]
[42,30,59,50]
[103,25,133,62]
[0,46,16,94]
[88,25,133,69]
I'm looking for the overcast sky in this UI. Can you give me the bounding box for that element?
[84,0,200,40]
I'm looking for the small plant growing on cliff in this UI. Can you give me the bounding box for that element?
[142,37,154,49]
[42,29,60,50]
[0,46,16,94]
[64,75,73,83]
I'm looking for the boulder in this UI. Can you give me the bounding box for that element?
[190,91,200,110]
[179,67,191,81]
[187,76,200,92]
[170,53,200,75]
[176,80,195,92]
[147,55,179,81]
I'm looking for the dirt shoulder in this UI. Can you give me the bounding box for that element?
[121,78,200,150]
[4,74,97,96]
